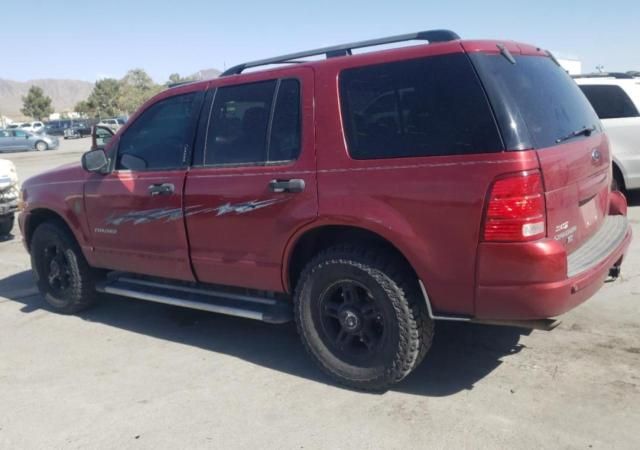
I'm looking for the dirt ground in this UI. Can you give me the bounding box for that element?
[1,139,639,449]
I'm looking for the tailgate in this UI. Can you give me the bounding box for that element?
[466,46,608,253]
[537,134,610,253]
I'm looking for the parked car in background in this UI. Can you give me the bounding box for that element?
[97,117,126,131]
[19,30,631,390]
[19,122,45,133]
[63,120,92,139]
[575,73,640,191]
[6,124,19,129]
[0,129,59,152]
[0,158,19,236]
[45,120,72,136]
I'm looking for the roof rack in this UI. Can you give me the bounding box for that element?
[221,29,460,76]
[572,72,634,79]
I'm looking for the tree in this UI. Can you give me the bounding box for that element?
[167,73,194,85]
[78,78,121,118]
[74,100,91,116]
[21,86,54,120]
[117,69,162,114]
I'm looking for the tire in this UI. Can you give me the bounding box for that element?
[30,222,98,314]
[612,173,622,192]
[35,141,48,151]
[0,214,14,236]
[612,165,625,193]
[294,245,434,391]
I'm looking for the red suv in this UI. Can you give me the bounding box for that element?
[19,30,631,390]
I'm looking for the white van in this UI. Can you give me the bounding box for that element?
[575,73,640,191]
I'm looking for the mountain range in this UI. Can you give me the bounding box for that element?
[0,68,221,121]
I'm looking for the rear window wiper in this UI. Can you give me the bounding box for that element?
[555,125,596,144]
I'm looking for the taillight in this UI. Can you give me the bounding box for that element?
[483,171,546,242]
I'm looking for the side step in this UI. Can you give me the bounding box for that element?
[96,276,293,324]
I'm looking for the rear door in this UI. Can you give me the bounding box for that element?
[12,130,31,151]
[84,88,204,281]
[470,49,608,252]
[184,68,317,292]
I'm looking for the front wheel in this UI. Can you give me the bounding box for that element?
[294,245,433,391]
[31,222,98,313]
[35,140,48,151]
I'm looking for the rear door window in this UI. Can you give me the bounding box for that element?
[579,85,640,119]
[470,54,601,149]
[202,79,301,166]
[339,54,503,160]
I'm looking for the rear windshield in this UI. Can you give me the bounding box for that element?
[339,53,503,160]
[470,54,601,150]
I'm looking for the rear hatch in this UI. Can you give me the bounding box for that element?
[467,43,609,253]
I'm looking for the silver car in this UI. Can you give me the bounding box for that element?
[0,128,59,152]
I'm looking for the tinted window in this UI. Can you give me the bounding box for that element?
[13,130,28,137]
[340,54,503,159]
[117,93,197,170]
[204,80,277,165]
[471,54,601,149]
[269,79,301,162]
[579,85,640,119]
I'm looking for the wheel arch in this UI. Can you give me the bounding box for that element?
[24,208,78,252]
[283,223,420,293]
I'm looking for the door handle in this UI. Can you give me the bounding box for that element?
[269,179,305,193]
[148,183,175,196]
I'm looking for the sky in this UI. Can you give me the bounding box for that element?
[1,0,639,83]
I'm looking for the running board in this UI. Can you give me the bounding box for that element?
[96,276,293,324]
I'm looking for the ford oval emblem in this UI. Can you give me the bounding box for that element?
[591,149,601,162]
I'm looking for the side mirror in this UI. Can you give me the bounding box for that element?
[82,149,109,174]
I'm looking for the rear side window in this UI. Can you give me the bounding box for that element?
[579,85,640,119]
[339,54,503,159]
[470,54,601,149]
[203,79,301,166]
[117,93,198,171]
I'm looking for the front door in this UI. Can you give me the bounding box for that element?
[84,88,204,281]
[184,68,317,292]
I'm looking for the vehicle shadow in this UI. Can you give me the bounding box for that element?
[0,270,529,397]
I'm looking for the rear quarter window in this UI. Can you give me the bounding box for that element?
[470,54,602,149]
[579,85,640,119]
[339,53,503,160]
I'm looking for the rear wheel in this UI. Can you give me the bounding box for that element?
[294,245,433,391]
[0,214,14,236]
[30,222,98,313]
[35,141,48,151]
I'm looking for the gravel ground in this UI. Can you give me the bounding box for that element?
[1,139,639,449]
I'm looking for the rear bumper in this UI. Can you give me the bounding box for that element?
[475,215,632,320]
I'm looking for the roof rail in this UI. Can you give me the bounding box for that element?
[572,72,634,79]
[221,29,460,77]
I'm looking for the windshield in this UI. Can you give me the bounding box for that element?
[470,54,601,150]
